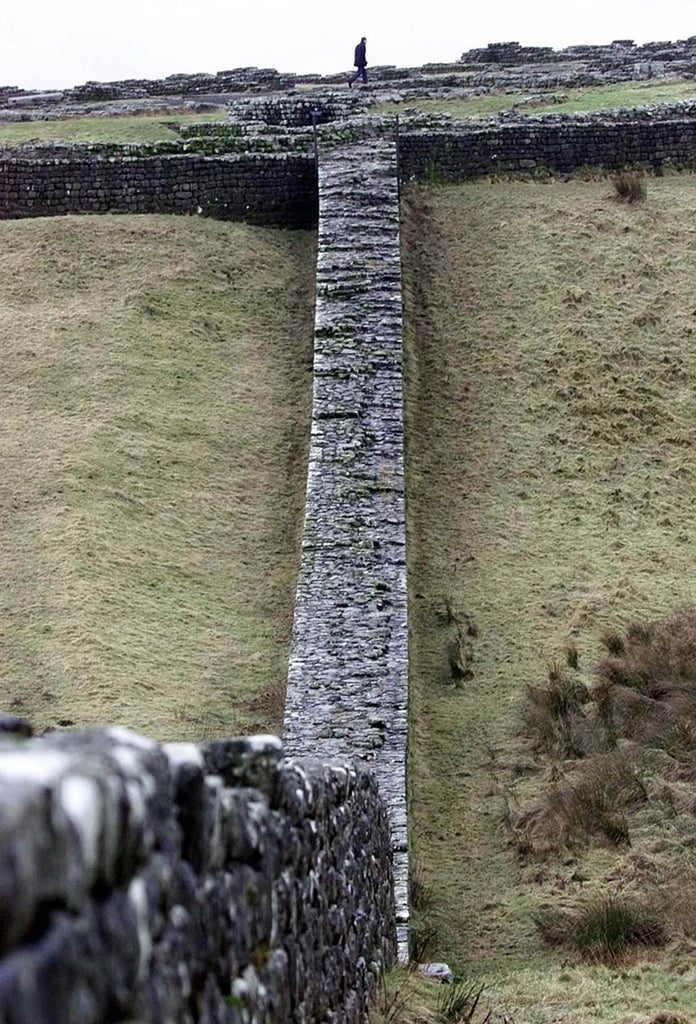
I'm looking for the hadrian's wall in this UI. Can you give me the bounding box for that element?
[6,116,696,229]
[459,37,696,66]
[6,88,696,1022]
[398,117,696,180]
[0,133,402,1024]
[0,727,396,1024]
[0,154,317,227]
[282,138,409,957]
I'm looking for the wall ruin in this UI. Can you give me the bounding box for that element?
[0,153,317,227]
[0,728,396,1024]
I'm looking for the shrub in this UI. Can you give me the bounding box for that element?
[571,896,667,962]
[536,895,667,963]
[613,171,646,204]
[594,608,696,754]
[514,753,645,855]
[437,980,491,1023]
[523,666,590,756]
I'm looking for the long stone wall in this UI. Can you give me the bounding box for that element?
[460,37,696,67]
[8,109,696,235]
[0,727,396,1024]
[398,118,696,180]
[66,69,294,101]
[283,139,409,958]
[0,153,317,227]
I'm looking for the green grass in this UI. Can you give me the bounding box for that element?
[402,175,696,1021]
[371,963,696,1024]
[0,113,217,145]
[0,214,315,742]
[374,78,696,120]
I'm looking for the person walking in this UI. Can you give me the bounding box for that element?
[348,37,368,87]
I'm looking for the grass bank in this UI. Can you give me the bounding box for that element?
[0,113,214,145]
[0,214,315,741]
[402,175,696,1021]
[375,78,696,120]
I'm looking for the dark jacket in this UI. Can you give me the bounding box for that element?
[354,40,367,68]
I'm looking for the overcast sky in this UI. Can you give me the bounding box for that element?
[3,0,695,91]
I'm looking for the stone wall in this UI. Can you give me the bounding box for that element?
[460,37,696,67]
[66,69,294,101]
[224,94,365,127]
[398,118,696,180]
[448,37,696,95]
[0,154,317,228]
[283,139,409,958]
[0,726,396,1024]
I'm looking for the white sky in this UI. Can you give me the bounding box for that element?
[2,0,695,92]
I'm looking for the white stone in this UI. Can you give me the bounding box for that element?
[128,877,152,979]
[0,749,71,785]
[59,775,102,876]
[164,743,203,769]
[108,726,157,750]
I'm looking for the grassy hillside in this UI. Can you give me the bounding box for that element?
[402,175,696,1022]
[0,214,315,742]
[375,78,696,120]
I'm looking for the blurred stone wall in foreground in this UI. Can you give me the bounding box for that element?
[0,727,396,1024]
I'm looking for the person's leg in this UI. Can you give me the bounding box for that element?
[348,68,360,87]
[361,66,368,84]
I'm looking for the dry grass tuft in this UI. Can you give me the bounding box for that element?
[410,862,434,913]
[536,895,667,963]
[595,608,696,754]
[513,753,645,856]
[437,981,491,1023]
[613,171,647,204]
[523,666,591,757]
[409,920,438,964]
[448,626,475,684]
[599,628,625,656]
[371,966,422,1024]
